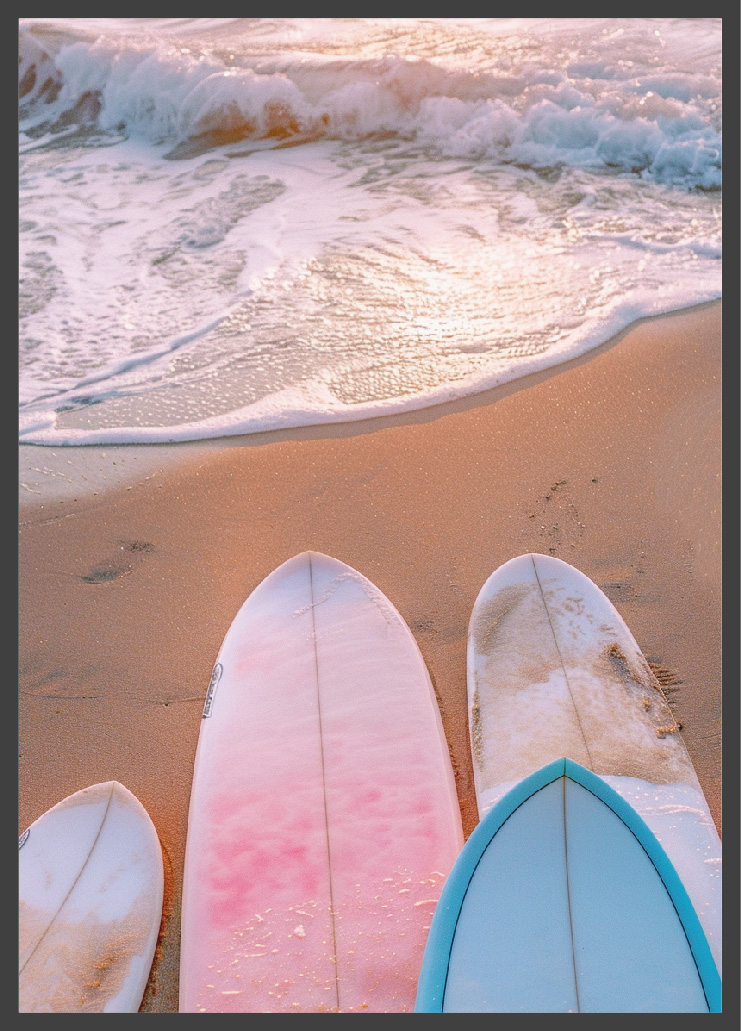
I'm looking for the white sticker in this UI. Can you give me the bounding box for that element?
[203,662,223,718]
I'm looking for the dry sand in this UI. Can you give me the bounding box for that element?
[18,300,722,1012]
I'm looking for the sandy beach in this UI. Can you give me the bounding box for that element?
[18,300,722,1013]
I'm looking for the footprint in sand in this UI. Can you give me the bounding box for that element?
[79,540,155,584]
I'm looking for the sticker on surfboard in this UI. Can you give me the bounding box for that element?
[202,662,222,718]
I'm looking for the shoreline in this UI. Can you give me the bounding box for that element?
[18,300,722,1012]
[19,299,720,510]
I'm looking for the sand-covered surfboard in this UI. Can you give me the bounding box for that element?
[466,553,721,976]
[415,757,721,1012]
[19,780,164,1013]
[179,551,464,1013]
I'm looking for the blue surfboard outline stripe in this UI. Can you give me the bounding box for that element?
[414,757,722,1013]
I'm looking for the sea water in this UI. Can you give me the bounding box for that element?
[18,17,721,446]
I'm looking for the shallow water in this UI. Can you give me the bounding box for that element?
[19,18,721,445]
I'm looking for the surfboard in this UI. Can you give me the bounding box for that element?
[466,553,721,976]
[415,757,721,1012]
[178,551,464,1013]
[19,780,164,1013]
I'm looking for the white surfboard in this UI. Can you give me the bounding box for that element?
[179,551,464,1013]
[415,758,721,1012]
[19,780,164,1013]
[466,553,721,976]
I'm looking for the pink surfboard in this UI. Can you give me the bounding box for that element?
[179,552,463,1012]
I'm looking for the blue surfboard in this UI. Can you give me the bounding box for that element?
[415,758,721,1013]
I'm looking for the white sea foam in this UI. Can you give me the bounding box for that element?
[19,18,721,446]
[19,19,721,185]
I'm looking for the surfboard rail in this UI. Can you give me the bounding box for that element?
[415,757,721,1013]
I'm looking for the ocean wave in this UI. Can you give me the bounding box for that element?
[18,21,721,188]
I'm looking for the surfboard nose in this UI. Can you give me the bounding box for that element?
[180,551,463,1012]
[19,781,164,1013]
[416,758,721,1013]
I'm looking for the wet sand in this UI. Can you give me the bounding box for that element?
[18,300,722,1012]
